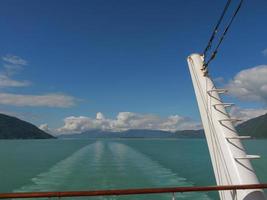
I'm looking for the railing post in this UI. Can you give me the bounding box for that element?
[172,192,176,200]
[233,189,237,200]
[0,184,267,199]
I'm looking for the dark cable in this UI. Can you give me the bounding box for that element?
[203,0,244,70]
[203,0,232,58]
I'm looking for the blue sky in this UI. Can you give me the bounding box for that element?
[0,0,266,133]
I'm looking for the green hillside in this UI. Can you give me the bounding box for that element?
[237,113,267,138]
[0,113,55,139]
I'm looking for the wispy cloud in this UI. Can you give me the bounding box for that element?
[0,54,30,87]
[226,65,267,103]
[0,93,77,108]
[2,55,28,66]
[0,54,78,108]
[0,74,30,87]
[56,112,201,134]
[262,48,267,57]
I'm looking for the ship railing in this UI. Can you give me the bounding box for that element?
[0,183,267,199]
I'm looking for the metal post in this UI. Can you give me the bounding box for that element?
[187,54,266,200]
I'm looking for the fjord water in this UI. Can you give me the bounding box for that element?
[0,139,266,200]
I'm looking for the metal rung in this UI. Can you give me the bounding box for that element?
[235,155,260,160]
[226,136,251,140]
[207,89,228,94]
[219,118,242,123]
[213,103,234,108]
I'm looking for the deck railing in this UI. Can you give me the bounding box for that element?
[0,183,267,199]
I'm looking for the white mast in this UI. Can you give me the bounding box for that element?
[187,54,266,200]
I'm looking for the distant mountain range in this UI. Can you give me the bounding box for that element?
[0,114,55,139]
[60,113,267,139]
[59,129,205,139]
[0,112,266,139]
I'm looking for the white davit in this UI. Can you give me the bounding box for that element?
[187,54,266,200]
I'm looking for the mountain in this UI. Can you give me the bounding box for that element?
[173,129,204,138]
[59,129,204,139]
[0,113,55,139]
[236,113,267,138]
[1,111,265,139]
[59,112,267,139]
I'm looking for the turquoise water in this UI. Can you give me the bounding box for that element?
[0,139,266,199]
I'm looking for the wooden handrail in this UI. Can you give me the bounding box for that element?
[0,183,266,199]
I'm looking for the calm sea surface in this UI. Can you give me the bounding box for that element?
[0,139,266,199]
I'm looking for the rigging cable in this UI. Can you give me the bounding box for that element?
[203,0,244,70]
[203,0,232,58]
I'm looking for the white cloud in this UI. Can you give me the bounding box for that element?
[230,106,267,122]
[0,93,76,108]
[0,54,30,87]
[0,74,30,87]
[56,112,201,134]
[2,55,27,66]
[0,54,78,108]
[225,65,267,123]
[262,48,267,57]
[96,112,105,120]
[226,65,267,103]
[39,124,52,133]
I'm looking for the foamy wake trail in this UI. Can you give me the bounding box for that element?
[107,142,211,200]
[14,142,99,192]
[14,141,212,200]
